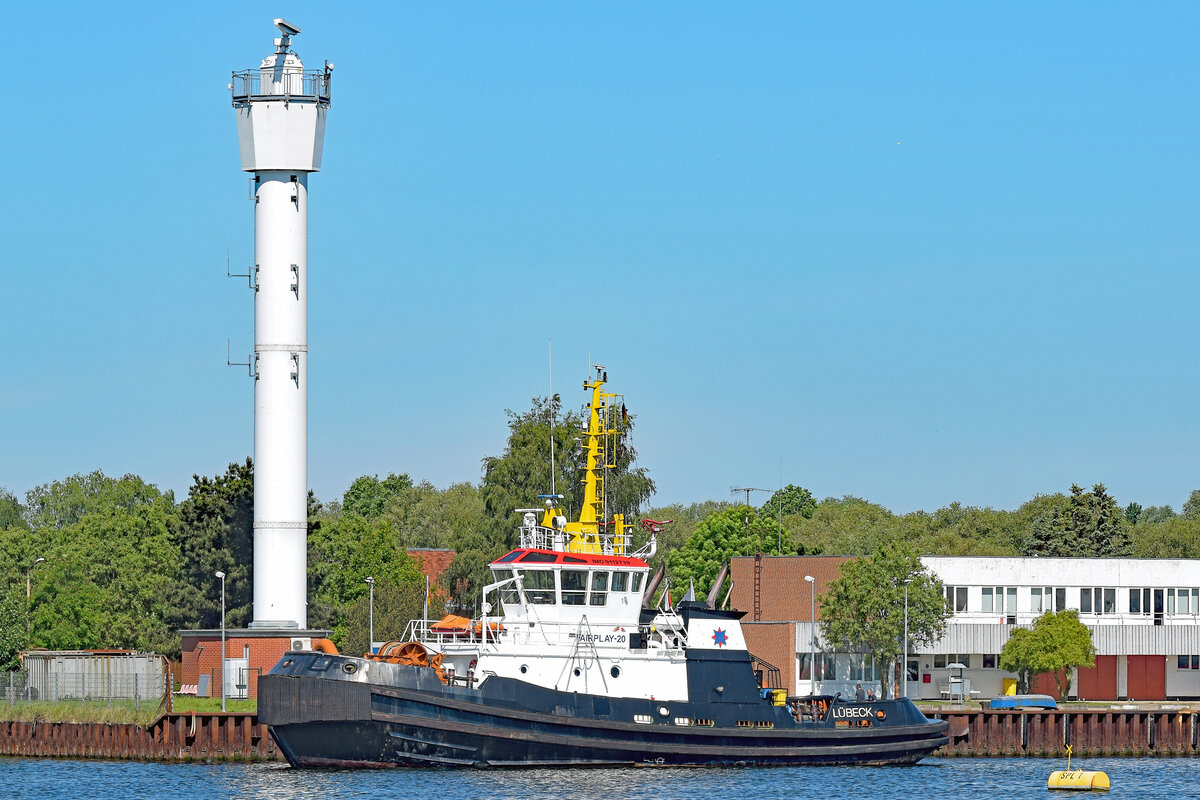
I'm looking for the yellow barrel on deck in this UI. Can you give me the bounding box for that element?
[1048,770,1110,791]
[1003,678,1017,696]
[771,689,788,706]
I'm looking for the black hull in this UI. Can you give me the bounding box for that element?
[261,663,948,768]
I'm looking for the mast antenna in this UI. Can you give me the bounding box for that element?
[549,339,555,497]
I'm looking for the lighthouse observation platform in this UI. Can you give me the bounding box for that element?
[232,70,331,104]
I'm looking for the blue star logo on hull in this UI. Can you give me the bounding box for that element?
[712,628,728,647]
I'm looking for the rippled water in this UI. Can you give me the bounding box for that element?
[4,756,1194,799]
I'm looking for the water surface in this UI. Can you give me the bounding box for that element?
[4,756,1191,799]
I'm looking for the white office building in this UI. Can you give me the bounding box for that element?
[731,555,1200,701]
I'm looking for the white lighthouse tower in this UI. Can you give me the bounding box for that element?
[233,19,331,629]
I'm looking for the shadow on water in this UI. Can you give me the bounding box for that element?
[5,756,1197,799]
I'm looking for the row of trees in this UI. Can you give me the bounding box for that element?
[3,393,1197,680]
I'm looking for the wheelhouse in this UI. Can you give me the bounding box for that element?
[488,548,649,625]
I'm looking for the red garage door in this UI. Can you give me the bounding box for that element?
[1127,655,1165,701]
[1076,655,1117,700]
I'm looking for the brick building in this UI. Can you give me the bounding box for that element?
[178,628,329,700]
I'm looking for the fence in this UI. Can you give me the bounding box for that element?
[3,670,165,713]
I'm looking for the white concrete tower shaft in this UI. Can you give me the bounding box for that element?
[232,20,331,629]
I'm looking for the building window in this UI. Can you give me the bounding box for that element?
[982,587,1017,622]
[848,654,877,682]
[1178,656,1200,670]
[982,654,997,669]
[1080,588,1117,615]
[1031,587,1044,613]
[944,586,967,612]
[1169,588,1200,616]
[933,654,971,669]
[1129,588,1141,614]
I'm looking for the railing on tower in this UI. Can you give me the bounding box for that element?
[231,70,332,103]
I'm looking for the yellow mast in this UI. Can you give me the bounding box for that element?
[541,366,628,554]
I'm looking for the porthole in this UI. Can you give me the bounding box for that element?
[610,666,621,679]
[520,664,528,674]
[573,668,582,677]
[342,662,358,674]
[658,706,670,717]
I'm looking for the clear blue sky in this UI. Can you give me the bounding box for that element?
[3,2,1198,514]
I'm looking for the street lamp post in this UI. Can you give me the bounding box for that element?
[215,571,226,712]
[26,557,46,637]
[804,575,816,696]
[365,576,375,654]
[903,578,912,699]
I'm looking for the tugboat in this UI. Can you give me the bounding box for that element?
[259,368,949,767]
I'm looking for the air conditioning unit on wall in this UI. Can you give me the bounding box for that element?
[291,638,311,651]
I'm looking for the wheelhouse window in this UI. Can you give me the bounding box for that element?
[492,568,519,604]
[561,569,587,605]
[589,571,609,605]
[631,573,644,593]
[522,569,556,604]
[611,571,629,592]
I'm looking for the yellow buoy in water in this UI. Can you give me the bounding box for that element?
[1048,769,1110,791]
[1048,745,1110,792]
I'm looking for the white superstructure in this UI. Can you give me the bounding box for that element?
[232,20,332,629]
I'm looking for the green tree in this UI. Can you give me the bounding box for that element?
[1000,610,1096,699]
[1124,502,1142,525]
[790,496,896,556]
[0,489,26,532]
[640,500,729,572]
[27,475,181,654]
[0,588,27,671]
[667,506,778,597]
[1130,516,1200,559]
[170,460,253,630]
[1182,490,1200,520]
[819,540,949,699]
[24,470,172,530]
[1023,484,1130,557]
[760,484,816,519]
[341,473,413,519]
[1140,505,1177,525]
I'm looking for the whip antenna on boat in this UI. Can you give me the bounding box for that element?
[549,340,555,497]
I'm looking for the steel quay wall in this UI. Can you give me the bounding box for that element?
[930,708,1200,757]
[3,708,1198,761]
[0,713,283,761]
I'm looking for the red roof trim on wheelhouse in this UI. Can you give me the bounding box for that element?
[491,548,648,568]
